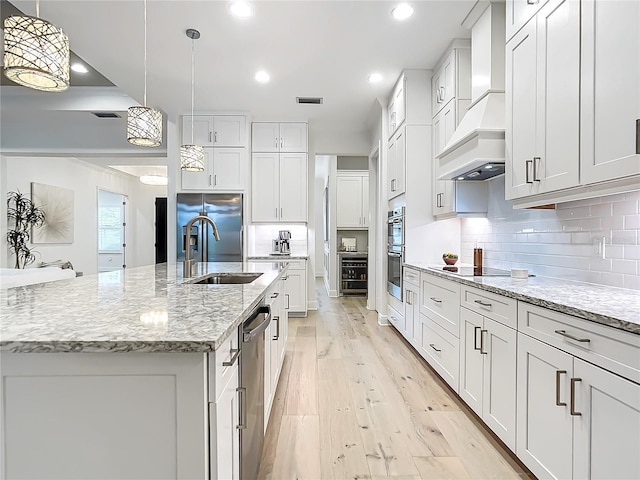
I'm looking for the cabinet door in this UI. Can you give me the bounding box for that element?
[336,176,363,228]
[181,148,214,190]
[213,116,245,147]
[432,66,446,116]
[506,20,538,200]
[573,358,640,480]
[580,0,640,184]
[280,123,308,153]
[183,115,213,147]
[442,50,456,107]
[279,153,308,222]
[394,77,406,130]
[387,138,396,199]
[407,285,420,347]
[482,318,517,451]
[506,0,549,41]
[459,308,484,417]
[212,148,246,191]
[252,123,279,152]
[264,319,272,420]
[388,304,403,332]
[211,372,240,480]
[516,333,573,480]
[251,153,279,222]
[361,175,369,227]
[393,128,406,197]
[535,0,580,194]
[285,267,306,313]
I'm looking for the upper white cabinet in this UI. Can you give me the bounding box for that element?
[580,0,640,184]
[252,122,308,153]
[388,127,406,199]
[181,148,246,191]
[506,0,580,200]
[336,171,369,229]
[182,115,246,147]
[432,45,471,118]
[505,0,550,42]
[387,70,431,140]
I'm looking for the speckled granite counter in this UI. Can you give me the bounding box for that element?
[406,262,640,334]
[0,262,287,353]
[247,254,308,260]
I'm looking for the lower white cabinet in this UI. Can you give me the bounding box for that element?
[405,280,419,348]
[265,279,286,423]
[210,367,240,480]
[416,312,459,392]
[283,260,307,316]
[459,307,517,451]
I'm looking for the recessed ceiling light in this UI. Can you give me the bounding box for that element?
[255,70,270,83]
[140,175,168,186]
[392,3,414,21]
[368,73,383,84]
[71,63,89,74]
[230,1,252,18]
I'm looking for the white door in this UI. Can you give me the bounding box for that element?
[361,175,369,227]
[459,308,484,417]
[212,148,245,191]
[251,153,279,222]
[211,373,240,480]
[280,123,307,153]
[516,333,573,480]
[285,268,306,313]
[336,176,362,228]
[506,19,538,200]
[97,190,127,272]
[535,0,580,194]
[573,358,640,480]
[279,153,308,222]
[182,115,213,146]
[181,148,213,190]
[580,0,640,184]
[213,116,245,147]
[482,317,517,451]
[251,123,279,152]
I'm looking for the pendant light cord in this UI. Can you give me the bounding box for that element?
[191,37,196,144]
[143,0,148,107]
[36,0,39,18]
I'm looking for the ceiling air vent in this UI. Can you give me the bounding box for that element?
[296,97,323,105]
[92,112,121,118]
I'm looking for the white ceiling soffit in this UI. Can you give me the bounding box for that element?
[10,0,475,140]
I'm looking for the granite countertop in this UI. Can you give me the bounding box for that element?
[248,254,308,260]
[407,262,640,335]
[338,251,369,256]
[0,262,288,354]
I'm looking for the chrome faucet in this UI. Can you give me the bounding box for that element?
[183,214,221,278]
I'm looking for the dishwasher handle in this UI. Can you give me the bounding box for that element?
[242,305,271,342]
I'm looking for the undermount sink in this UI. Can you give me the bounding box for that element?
[192,273,263,285]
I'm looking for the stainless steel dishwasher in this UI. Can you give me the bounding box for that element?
[239,303,271,480]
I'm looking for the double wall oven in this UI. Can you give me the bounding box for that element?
[387,207,405,301]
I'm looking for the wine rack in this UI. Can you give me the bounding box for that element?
[339,254,368,296]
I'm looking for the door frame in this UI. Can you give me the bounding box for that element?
[367,143,380,311]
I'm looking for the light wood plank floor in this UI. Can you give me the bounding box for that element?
[259,281,534,480]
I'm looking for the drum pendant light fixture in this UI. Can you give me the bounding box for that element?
[3,0,70,92]
[127,0,163,147]
[180,28,205,171]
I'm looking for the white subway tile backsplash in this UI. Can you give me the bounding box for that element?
[625,215,640,230]
[613,199,639,216]
[611,230,638,245]
[612,259,638,275]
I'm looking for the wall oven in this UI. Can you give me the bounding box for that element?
[387,207,405,301]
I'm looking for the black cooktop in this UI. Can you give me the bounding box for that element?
[428,266,519,277]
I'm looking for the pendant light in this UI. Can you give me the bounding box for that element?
[3,0,70,92]
[180,28,205,171]
[127,0,163,147]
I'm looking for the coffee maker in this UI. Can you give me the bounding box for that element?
[272,230,291,255]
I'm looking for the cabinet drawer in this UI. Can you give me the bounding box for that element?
[388,304,403,332]
[518,303,640,384]
[461,286,517,329]
[420,273,460,337]
[209,329,240,402]
[418,313,459,392]
[403,267,420,287]
[284,260,305,270]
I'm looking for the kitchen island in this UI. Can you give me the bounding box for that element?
[0,262,287,480]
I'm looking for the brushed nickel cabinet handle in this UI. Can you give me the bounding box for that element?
[533,156,541,182]
[275,137,278,148]
[439,86,445,102]
[214,131,218,143]
[525,159,533,184]
[554,329,590,343]
[270,292,279,298]
[556,370,567,406]
[273,316,280,340]
[429,343,442,352]
[275,208,278,218]
[285,293,290,310]
[570,378,582,416]
[209,175,212,186]
[474,299,492,308]
[280,207,283,218]
[430,297,442,303]
[209,131,212,143]
[479,329,488,355]
[473,326,481,351]
[280,137,283,148]
[636,119,639,154]
[527,0,538,4]
[222,348,241,367]
[214,174,217,186]
[236,386,247,429]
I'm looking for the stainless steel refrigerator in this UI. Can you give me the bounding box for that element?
[176,193,243,262]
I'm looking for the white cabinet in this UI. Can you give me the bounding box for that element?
[506,0,580,200]
[336,172,369,228]
[388,126,406,199]
[252,122,307,153]
[387,70,431,140]
[404,268,420,348]
[284,260,307,315]
[265,281,285,422]
[388,75,405,137]
[182,115,246,147]
[580,0,640,185]
[433,101,458,216]
[211,368,240,480]
[431,46,470,118]
[181,148,246,191]
[505,0,550,42]
[251,152,308,222]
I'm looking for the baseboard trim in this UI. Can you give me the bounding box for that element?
[378,313,389,326]
[328,289,338,298]
[307,300,318,310]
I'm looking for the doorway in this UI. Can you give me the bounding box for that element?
[155,197,167,263]
[97,189,127,272]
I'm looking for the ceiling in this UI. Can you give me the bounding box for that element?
[2,0,476,162]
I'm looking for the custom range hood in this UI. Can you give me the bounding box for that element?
[437,1,506,181]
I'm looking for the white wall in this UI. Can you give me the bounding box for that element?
[314,155,330,274]
[2,156,166,274]
[461,176,640,290]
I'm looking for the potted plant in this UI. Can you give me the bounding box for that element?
[6,191,46,269]
[442,252,458,265]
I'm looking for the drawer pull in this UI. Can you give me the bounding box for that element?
[555,370,567,406]
[473,326,481,351]
[570,378,582,416]
[554,330,590,343]
[270,292,279,298]
[474,299,492,308]
[429,343,442,352]
[479,329,488,355]
[222,348,241,367]
[430,297,442,303]
[237,386,247,429]
[273,316,280,340]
